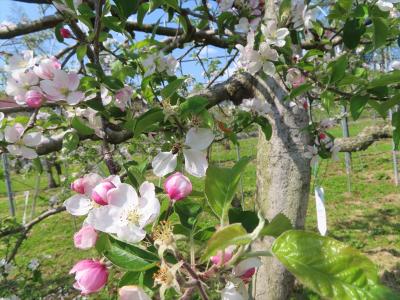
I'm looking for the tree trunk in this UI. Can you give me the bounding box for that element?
[42,158,58,188]
[252,75,311,299]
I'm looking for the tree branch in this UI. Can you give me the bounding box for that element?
[336,125,392,152]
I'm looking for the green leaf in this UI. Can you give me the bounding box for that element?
[174,198,203,229]
[119,271,142,287]
[343,18,365,49]
[205,157,252,222]
[99,235,159,272]
[321,91,335,114]
[76,45,87,61]
[260,213,292,238]
[63,131,79,152]
[32,158,43,174]
[255,116,272,140]
[114,0,139,19]
[372,17,389,49]
[133,108,164,137]
[368,71,400,88]
[137,3,149,25]
[102,76,124,90]
[165,0,180,11]
[392,111,400,150]
[55,23,64,43]
[228,208,259,233]
[201,223,251,261]
[161,78,185,100]
[350,95,368,120]
[179,96,209,116]
[272,230,399,300]
[330,55,348,84]
[71,117,95,135]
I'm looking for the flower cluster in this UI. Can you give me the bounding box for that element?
[4,123,42,159]
[236,18,288,76]
[5,51,84,108]
[142,52,178,77]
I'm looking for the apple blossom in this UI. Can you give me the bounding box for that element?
[6,70,39,104]
[60,28,71,38]
[218,0,234,11]
[221,282,247,300]
[261,20,289,47]
[119,285,151,300]
[291,1,317,31]
[74,225,98,250]
[210,247,234,266]
[69,259,108,295]
[164,172,192,201]
[64,174,119,216]
[86,182,160,244]
[4,50,36,73]
[375,0,400,11]
[240,98,271,117]
[91,181,116,205]
[153,261,183,300]
[4,123,42,159]
[152,127,215,177]
[142,52,177,77]
[153,220,176,257]
[33,57,61,80]
[40,69,84,105]
[27,259,40,271]
[286,68,306,88]
[115,86,133,111]
[233,257,262,283]
[391,60,400,70]
[25,90,44,108]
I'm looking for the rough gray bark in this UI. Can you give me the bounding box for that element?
[251,75,311,300]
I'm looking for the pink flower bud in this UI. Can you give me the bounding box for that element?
[239,268,256,283]
[91,181,116,205]
[119,285,151,300]
[210,247,233,266]
[74,226,98,250]
[164,172,192,201]
[25,90,44,108]
[71,178,85,194]
[60,28,71,38]
[69,259,108,295]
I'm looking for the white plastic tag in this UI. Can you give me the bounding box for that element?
[314,186,327,236]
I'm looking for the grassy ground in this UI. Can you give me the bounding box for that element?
[0,118,399,299]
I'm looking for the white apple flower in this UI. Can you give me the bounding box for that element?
[153,261,184,300]
[292,1,317,31]
[86,182,160,244]
[375,0,400,11]
[391,60,400,70]
[219,0,234,11]
[27,259,40,271]
[75,108,104,138]
[304,145,319,168]
[4,50,36,73]
[40,69,84,105]
[152,128,215,177]
[115,86,133,111]
[100,85,113,105]
[4,123,42,159]
[235,18,250,33]
[63,174,119,216]
[142,53,177,77]
[221,281,247,300]
[6,70,39,104]
[240,98,271,117]
[261,20,289,47]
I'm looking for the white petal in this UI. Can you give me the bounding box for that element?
[64,194,92,216]
[40,80,63,99]
[184,128,215,150]
[106,175,121,187]
[263,61,276,76]
[151,151,177,177]
[83,173,103,196]
[67,72,80,91]
[233,257,262,277]
[276,28,289,40]
[19,146,37,159]
[116,224,146,244]
[22,132,42,147]
[107,183,138,208]
[4,125,23,143]
[52,69,69,89]
[139,181,155,200]
[7,145,22,156]
[66,91,84,105]
[86,205,121,233]
[183,149,208,177]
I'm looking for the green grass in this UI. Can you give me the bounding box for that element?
[0,118,399,298]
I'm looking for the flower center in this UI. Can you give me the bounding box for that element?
[153,221,174,245]
[171,143,182,155]
[126,209,141,226]
[153,266,174,286]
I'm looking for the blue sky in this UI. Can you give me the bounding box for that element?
[0,0,235,86]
